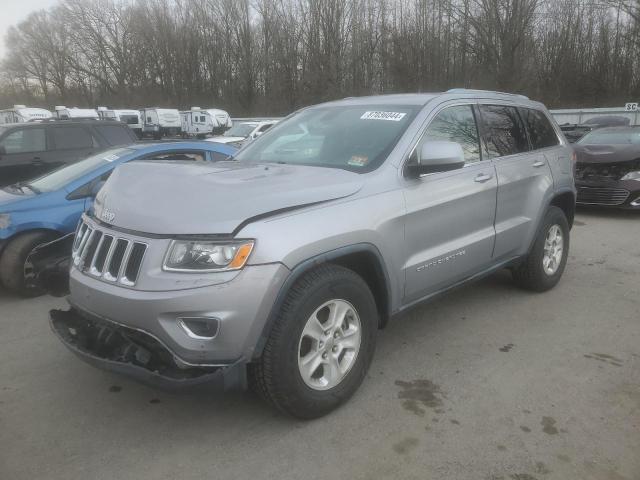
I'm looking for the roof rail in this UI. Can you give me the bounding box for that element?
[446,88,529,100]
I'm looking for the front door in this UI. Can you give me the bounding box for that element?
[0,127,48,186]
[403,104,498,303]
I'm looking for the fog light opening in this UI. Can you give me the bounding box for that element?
[178,317,220,340]
[631,196,640,207]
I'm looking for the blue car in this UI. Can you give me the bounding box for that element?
[0,141,236,295]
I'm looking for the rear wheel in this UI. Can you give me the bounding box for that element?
[249,264,378,419]
[0,231,58,297]
[512,206,570,292]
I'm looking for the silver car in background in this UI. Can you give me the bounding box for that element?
[51,89,575,418]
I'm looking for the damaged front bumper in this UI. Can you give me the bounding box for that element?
[50,308,247,391]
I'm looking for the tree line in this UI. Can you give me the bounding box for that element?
[1,0,639,115]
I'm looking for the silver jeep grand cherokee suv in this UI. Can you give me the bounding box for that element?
[51,90,575,418]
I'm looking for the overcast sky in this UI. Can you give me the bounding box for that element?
[0,0,59,58]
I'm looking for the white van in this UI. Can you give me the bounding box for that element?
[54,106,99,120]
[205,108,233,134]
[0,105,52,124]
[140,108,182,139]
[180,107,214,138]
[97,107,143,137]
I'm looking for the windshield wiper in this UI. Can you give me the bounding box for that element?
[15,182,40,194]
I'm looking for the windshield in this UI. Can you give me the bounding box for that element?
[29,147,133,192]
[233,105,419,172]
[224,123,256,137]
[578,129,640,145]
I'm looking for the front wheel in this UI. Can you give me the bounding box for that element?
[249,264,378,419]
[0,231,59,297]
[512,206,570,292]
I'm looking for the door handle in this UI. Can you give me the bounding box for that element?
[533,160,546,168]
[474,173,493,183]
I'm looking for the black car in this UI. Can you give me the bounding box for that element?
[0,120,137,187]
[573,126,640,209]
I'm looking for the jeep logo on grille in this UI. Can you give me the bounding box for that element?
[101,209,116,223]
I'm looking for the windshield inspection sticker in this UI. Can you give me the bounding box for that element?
[360,111,406,121]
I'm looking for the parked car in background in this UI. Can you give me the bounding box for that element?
[208,119,279,147]
[0,141,237,296]
[51,90,575,418]
[180,108,214,138]
[53,106,100,120]
[97,107,143,138]
[140,108,182,139]
[574,126,640,209]
[206,108,233,134]
[0,120,138,187]
[560,116,631,143]
[0,105,52,124]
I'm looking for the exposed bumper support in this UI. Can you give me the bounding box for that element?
[50,308,247,391]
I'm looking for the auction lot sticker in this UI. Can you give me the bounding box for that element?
[360,111,406,121]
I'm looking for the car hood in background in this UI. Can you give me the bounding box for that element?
[94,161,364,235]
[574,144,640,164]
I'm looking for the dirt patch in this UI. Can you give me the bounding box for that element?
[395,379,444,417]
[541,416,558,435]
[392,437,419,454]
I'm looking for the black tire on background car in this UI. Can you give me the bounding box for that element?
[249,264,378,419]
[512,206,570,292]
[0,231,58,297]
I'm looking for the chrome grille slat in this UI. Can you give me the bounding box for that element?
[72,219,147,286]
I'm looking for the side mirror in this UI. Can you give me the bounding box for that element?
[408,141,466,177]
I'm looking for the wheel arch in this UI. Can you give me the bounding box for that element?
[549,190,576,228]
[0,227,64,255]
[252,243,393,360]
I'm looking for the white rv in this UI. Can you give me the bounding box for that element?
[54,106,99,120]
[97,107,143,137]
[180,107,215,138]
[0,105,52,124]
[140,108,182,139]
[205,108,233,134]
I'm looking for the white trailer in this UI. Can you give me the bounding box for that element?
[205,108,233,134]
[54,106,99,120]
[180,107,214,138]
[140,108,182,139]
[0,105,52,124]
[97,107,143,137]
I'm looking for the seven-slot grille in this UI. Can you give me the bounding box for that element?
[576,186,630,206]
[72,220,147,286]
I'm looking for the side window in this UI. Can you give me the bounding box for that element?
[211,151,231,162]
[95,125,134,146]
[52,127,94,150]
[141,151,206,162]
[258,124,273,133]
[479,105,529,157]
[420,105,481,163]
[521,108,559,150]
[0,128,46,154]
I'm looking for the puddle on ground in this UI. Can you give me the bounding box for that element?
[541,416,559,435]
[395,379,444,417]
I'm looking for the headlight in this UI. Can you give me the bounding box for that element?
[621,171,640,181]
[164,240,254,272]
[0,213,11,229]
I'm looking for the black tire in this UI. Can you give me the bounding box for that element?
[249,264,378,419]
[0,231,58,297]
[512,206,570,292]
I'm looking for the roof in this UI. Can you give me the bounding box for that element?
[316,89,542,108]
[0,119,126,128]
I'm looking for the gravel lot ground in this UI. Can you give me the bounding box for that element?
[1,209,639,480]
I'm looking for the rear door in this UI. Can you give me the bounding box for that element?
[479,104,555,259]
[49,125,98,171]
[0,126,48,186]
[402,103,498,303]
[92,124,136,147]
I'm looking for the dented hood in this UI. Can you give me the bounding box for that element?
[94,161,363,235]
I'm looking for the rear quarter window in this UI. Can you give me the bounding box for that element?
[52,126,95,150]
[521,108,559,149]
[95,125,135,146]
